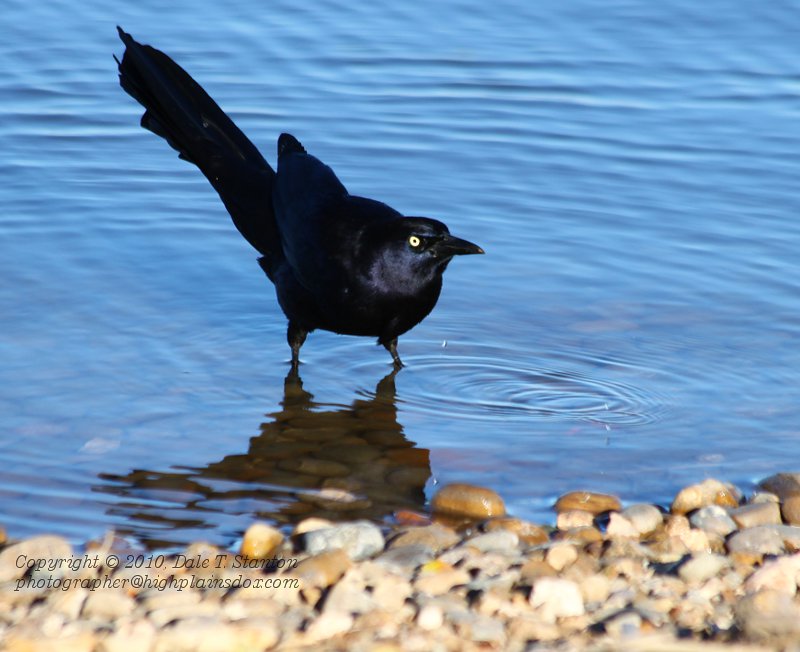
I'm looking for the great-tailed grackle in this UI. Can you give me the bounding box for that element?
[115,28,483,368]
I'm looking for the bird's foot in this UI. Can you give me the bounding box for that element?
[383,338,404,369]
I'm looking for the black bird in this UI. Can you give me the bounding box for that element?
[115,28,483,368]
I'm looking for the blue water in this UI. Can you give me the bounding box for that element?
[1,0,799,548]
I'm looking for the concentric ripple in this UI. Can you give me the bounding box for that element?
[390,344,670,426]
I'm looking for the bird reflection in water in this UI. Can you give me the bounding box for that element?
[97,370,430,549]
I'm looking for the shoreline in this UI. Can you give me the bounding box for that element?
[2,474,800,651]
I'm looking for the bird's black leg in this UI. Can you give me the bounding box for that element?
[287,322,308,369]
[383,338,404,368]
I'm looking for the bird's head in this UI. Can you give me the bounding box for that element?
[388,216,483,267]
[361,217,483,292]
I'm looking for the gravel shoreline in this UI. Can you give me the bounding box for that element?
[3,474,800,651]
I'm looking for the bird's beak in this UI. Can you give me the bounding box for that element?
[432,234,485,258]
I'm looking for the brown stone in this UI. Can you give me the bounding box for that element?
[554,491,621,515]
[671,478,740,514]
[758,473,800,500]
[389,523,460,553]
[520,559,558,584]
[292,549,351,588]
[431,483,506,519]
[782,494,800,526]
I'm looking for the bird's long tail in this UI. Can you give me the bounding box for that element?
[115,27,277,256]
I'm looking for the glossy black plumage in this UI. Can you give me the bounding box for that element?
[115,28,483,367]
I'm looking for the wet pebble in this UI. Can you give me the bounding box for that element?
[292,549,351,588]
[554,491,621,515]
[729,501,782,529]
[671,478,740,514]
[727,525,786,555]
[389,523,459,553]
[240,522,284,559]
[464,530,518,554]
[430,483,506,519]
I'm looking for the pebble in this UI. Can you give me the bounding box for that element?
[554,491,621,515]
[727,525,786,555]
[430,483,506,519]
[781,494,800,525]
[484,517,549,545]
[11,473,800,651]
[292,549,351,588]
[677,552,730,584]
[671,478,740,514]
[621,503,663,535]
[529,577,585,621]
[545,542,578,571]
[240,522,284,559]
[689,504,738,537]
[303,520,384,561]
[729,501,782,529]
[0,535,73,582]
[464,530,518,553]
[556,509,594,530]
[759,472,800,499]
[389,523,459,553]
[606,513,639,539]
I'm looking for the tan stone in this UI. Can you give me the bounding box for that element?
[389,523,459,553]
[431,483,506,519]
[240,522,284,559]
[0,535,73,582]
[484,517,549,545]
[520,559,558,584]
[546,542,578,571]
[557,509,594,530]
[671,478,740,514]
[606,513,639,539]
[554,491,621,515]
[414,562,470,595]
[293,517,334,536]
[729,502,782,529]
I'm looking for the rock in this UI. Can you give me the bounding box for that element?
[484,518,549,545]
[376,544,433,571]
[735,589,800,640]
[152,617,239,652]
[750,491,780,504]
[758,473,800,500]
[431,483,506,519]
[579,573,611,605]
[606,513,639,539]
[729,502,782,529]
[781,494,800,526]
[744,554,800,594]
[557,510,594,530]
[678,553,730,584]
[292,549,351,588]
[100,618,157,652]
[303,521,384,561]
[689,505,738,537]
[621,504,663,536]
[82,589,136,621]
[323,571,375,615]
[0,535,73,582]
[727,526,787,555]
[414,561,470,596]
[603,610,642,638]
[371,574,413,612]
[530,577,585,622]
[464,530,519,553]
[389,523,459,553]
[664,514,690,536]
[520,559,558,584]
[671,478,740,514]
[559,526,603,545]
[417,603,444,630]
[304,611,354,643]
[293,517,335,536]
[554,491,621,515]
[546,542,578,571]
[240,522,284,559]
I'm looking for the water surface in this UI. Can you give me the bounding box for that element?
[1,0,799,549]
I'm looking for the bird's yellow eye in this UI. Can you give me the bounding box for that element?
[408,235,421,248]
